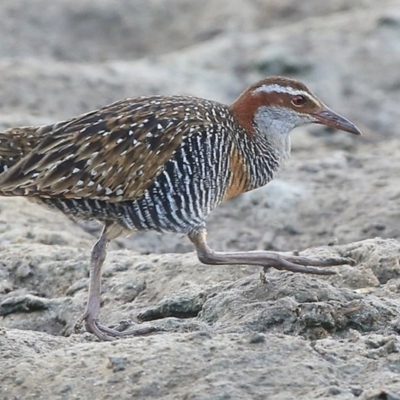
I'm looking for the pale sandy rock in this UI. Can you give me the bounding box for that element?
[1,0,400,398]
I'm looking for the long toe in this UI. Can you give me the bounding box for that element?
[94,321,159,339]
[76,310,160,340]
[282,254,354,267]
[272,261,337,275]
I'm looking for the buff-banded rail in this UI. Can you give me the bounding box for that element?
[0,76,361,340]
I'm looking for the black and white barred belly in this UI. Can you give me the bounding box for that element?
[116,127,231,233]
[41,128,232,234]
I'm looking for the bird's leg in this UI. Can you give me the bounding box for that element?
[189,230,351,275]
[77,224,156,340]
[77,230,110,340]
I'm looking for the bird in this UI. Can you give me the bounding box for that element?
[0,76,361,340]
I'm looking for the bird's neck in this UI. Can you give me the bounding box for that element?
[244,134,290,192]
[253,105,294,163]
[223,131,287,205]
[222,104,294,202]
[235,114,292,192]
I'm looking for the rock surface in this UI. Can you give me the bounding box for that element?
[1,0,400,399]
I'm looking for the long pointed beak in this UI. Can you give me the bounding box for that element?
[312,107,362,135]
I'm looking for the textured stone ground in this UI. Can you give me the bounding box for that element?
[1,1,400,399]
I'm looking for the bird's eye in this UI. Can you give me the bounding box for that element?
[291,95,307,107]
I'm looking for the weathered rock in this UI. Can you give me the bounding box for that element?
[1,0,400,398]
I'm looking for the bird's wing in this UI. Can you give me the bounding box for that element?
[0,96,209,201]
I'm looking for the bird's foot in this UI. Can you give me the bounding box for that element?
[190,230,354,276]
[264,253,354,275]
[75,314,159,341]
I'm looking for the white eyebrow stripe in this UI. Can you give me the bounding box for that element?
[253,84,315,101]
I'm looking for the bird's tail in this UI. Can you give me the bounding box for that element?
[0,126,45,173]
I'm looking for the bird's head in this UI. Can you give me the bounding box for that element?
[230,76,361,138]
